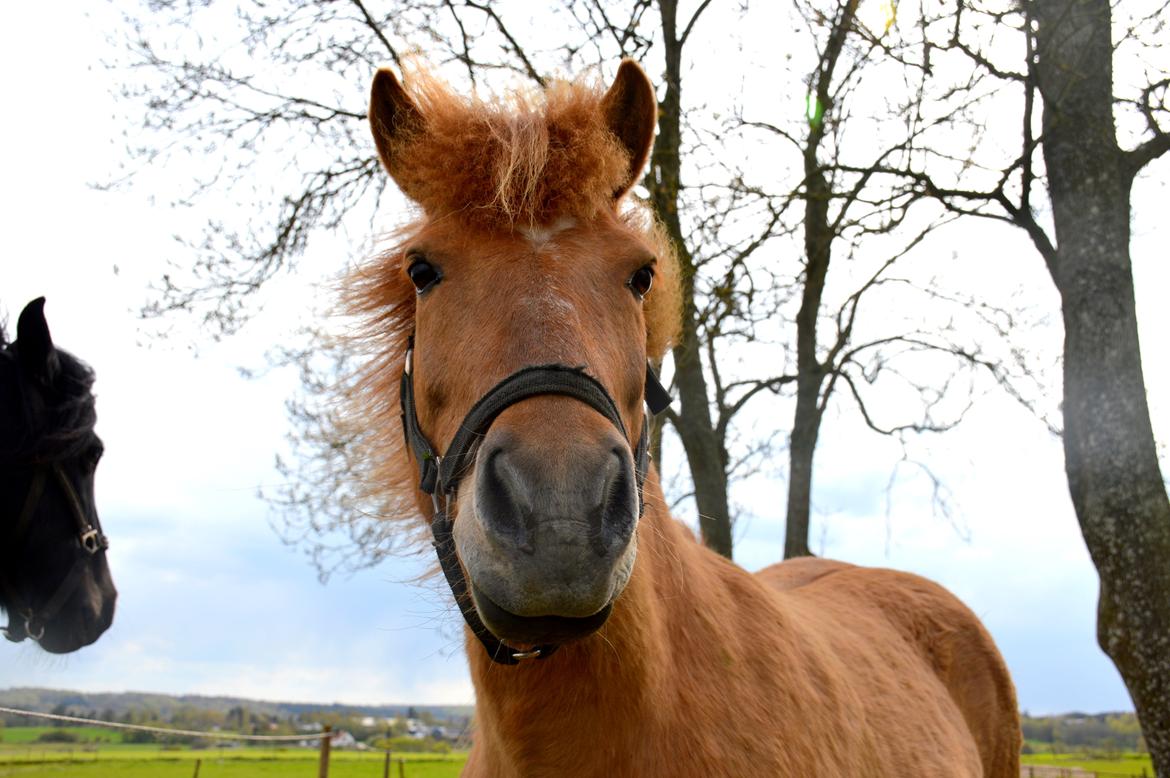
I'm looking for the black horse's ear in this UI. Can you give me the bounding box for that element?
[16,297,59,384]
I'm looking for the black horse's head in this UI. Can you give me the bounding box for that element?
[1,298,115,653]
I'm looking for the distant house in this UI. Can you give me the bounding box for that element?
[330,730,358,749]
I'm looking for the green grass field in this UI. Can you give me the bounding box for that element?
[3,727,1159,776]
[1020,751,1154,776]
[0,728,465,777]
[0,727,124,745]
[0,759,465,778]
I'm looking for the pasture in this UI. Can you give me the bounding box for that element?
[0,746,1157,778]
[1,729,1158,777]
[1019,752,1155,777]
[0,728,465,778]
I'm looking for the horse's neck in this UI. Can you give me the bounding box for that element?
[465,471,777,773]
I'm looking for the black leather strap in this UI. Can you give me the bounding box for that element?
[430,506,558,665]
[644,363,672,416]
[400,344,671,665]
[1,465,108,643]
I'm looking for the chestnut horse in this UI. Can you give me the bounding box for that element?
[1,298,115,652]
[356,60,1019,777]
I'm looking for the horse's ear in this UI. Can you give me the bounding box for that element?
[601,60,657,199]
[16,297,59,384]
[370,68,423,182]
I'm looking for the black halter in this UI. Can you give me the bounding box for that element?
[399,340,671,665]
[1,463,110,643]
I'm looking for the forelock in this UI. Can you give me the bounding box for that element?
[386,68,631,228]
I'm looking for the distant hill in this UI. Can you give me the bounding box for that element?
[0,687,473,724]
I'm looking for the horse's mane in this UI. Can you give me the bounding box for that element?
[335,67,682,544]
[0,344,97,466]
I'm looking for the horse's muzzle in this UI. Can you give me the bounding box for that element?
[455,423,639,643]
[471,583,614,644]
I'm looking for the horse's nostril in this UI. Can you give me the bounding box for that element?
[477,445,534,552]
[596,449,637,555]
[476,434,638,560]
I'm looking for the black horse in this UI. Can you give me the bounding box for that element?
[1,298,115,652]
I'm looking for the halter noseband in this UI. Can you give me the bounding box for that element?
[1,463,110,643]
[400,340,671,666]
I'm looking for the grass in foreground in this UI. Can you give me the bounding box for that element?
[0,730,466,778]
[0,754,466,778]
[0,759,465,778]
[1020,751,1154,776]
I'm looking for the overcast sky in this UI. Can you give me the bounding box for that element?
[2,1,1167,714]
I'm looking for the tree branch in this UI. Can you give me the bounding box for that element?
[350,0,401,66]
[680,0,715,46]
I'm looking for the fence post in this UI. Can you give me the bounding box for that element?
[317,726,332,778]
[398,756,406,778]
[383,750,392,778]
[192,758,201,778]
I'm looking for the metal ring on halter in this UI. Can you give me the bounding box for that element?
[24,611,45,642]
[510,649,542,661]
[80,528,102,555]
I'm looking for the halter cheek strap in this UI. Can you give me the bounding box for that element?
[400,343,671,666]
[1,464,110,643]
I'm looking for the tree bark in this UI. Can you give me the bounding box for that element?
[649,0,733,558]
[784,149,830,559]
[1033,2,1170,773]
[783,0,858,560]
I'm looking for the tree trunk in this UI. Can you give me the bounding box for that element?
[650,0,733,558]
[783,0,857,560]
[1033,2,1170,773]
[784,151,830,559]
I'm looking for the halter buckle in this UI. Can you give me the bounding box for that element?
[511,648,542,661]
[80,528,103,555]
[428,456,445,516]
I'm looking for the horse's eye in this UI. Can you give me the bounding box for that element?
[627,265,654,299]
[407,257,442,293]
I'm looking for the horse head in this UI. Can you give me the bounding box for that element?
[361,61,679,659]
[0,297,116,653]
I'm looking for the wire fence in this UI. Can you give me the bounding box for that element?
[7,708,1151,778]
[1021,766,1153,778]
[0,704,330,742]
[0,704,458,777]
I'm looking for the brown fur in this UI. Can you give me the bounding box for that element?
[351,61,1021,777]
[372,65,632,229]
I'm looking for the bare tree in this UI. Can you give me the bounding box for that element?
[729,0,1044,558]
[1029,3,1169,771]
[641,0,737,557]
[859,0,1170,768]
[116,0,765,562]
[116,0,1045,577]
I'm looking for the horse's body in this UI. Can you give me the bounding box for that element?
[1,298,115,653]
[356,61,1019,777]
[466,521,1018,777]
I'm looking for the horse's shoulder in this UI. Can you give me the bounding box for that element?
[755,556,855,591]
[757,560,1003,677]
